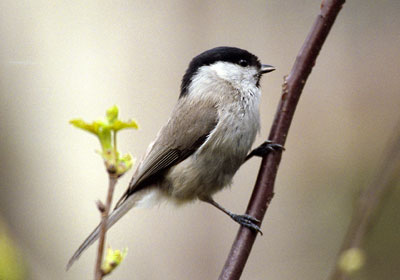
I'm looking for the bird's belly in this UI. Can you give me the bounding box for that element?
[165,112,258,203]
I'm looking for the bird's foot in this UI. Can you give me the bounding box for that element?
[229,213,263,235]
[246,140,284,160]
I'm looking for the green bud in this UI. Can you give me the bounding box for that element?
[101,247,128,276]
[70,105,138,175]
[117,154,134,175]
[111,119,139,132]
[106,105,119,124]
[69,119,97,134]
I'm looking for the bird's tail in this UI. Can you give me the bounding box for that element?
[66,195,138,270]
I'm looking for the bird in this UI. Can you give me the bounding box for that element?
[67,46,277,269]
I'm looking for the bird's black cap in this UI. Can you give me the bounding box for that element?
[180,47,262,97]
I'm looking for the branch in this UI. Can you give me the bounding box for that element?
[95,173,117,280]
[69,106,134,277]
[219,1,346,279]
[329,120,400,280]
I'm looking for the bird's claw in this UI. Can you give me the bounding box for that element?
[247,140,285,160]
[265,140,284,151]
[257,140,285,153]
[229,213,263,235]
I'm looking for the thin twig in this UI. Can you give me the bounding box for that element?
[218,1,346,279]
[329,120,400,280]
[95,173,118,280]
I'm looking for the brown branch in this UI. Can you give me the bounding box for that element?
[95,173,117,280]
[329,120,400,280]
[218,1,346,279]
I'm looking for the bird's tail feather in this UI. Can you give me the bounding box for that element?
[66,196,137,270]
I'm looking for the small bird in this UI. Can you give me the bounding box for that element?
[67,46,277,269]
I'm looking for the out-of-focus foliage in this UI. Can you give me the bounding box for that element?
[338,248,365,274]
[0,218,27,280]
[356,183,400,280]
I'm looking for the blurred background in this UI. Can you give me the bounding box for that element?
[1,0,399,279]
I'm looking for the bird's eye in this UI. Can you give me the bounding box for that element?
[238,60,248,67]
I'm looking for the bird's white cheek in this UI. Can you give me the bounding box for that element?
[210,62,242,82]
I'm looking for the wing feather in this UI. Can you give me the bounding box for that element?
[115,97,218,208]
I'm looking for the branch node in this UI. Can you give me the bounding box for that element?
[96,200,106,213]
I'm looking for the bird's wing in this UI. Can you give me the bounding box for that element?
[115,97,218,208]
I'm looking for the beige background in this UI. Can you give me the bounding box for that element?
[1,1,400,279]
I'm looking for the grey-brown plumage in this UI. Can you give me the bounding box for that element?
[116,96,219,207]
[67,46,275,269]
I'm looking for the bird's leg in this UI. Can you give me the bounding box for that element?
[244,140,284,162]
[201,197,262,234]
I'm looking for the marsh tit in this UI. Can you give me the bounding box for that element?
[67,46,276,269]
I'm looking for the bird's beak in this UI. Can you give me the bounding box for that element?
[260,64,275,74]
